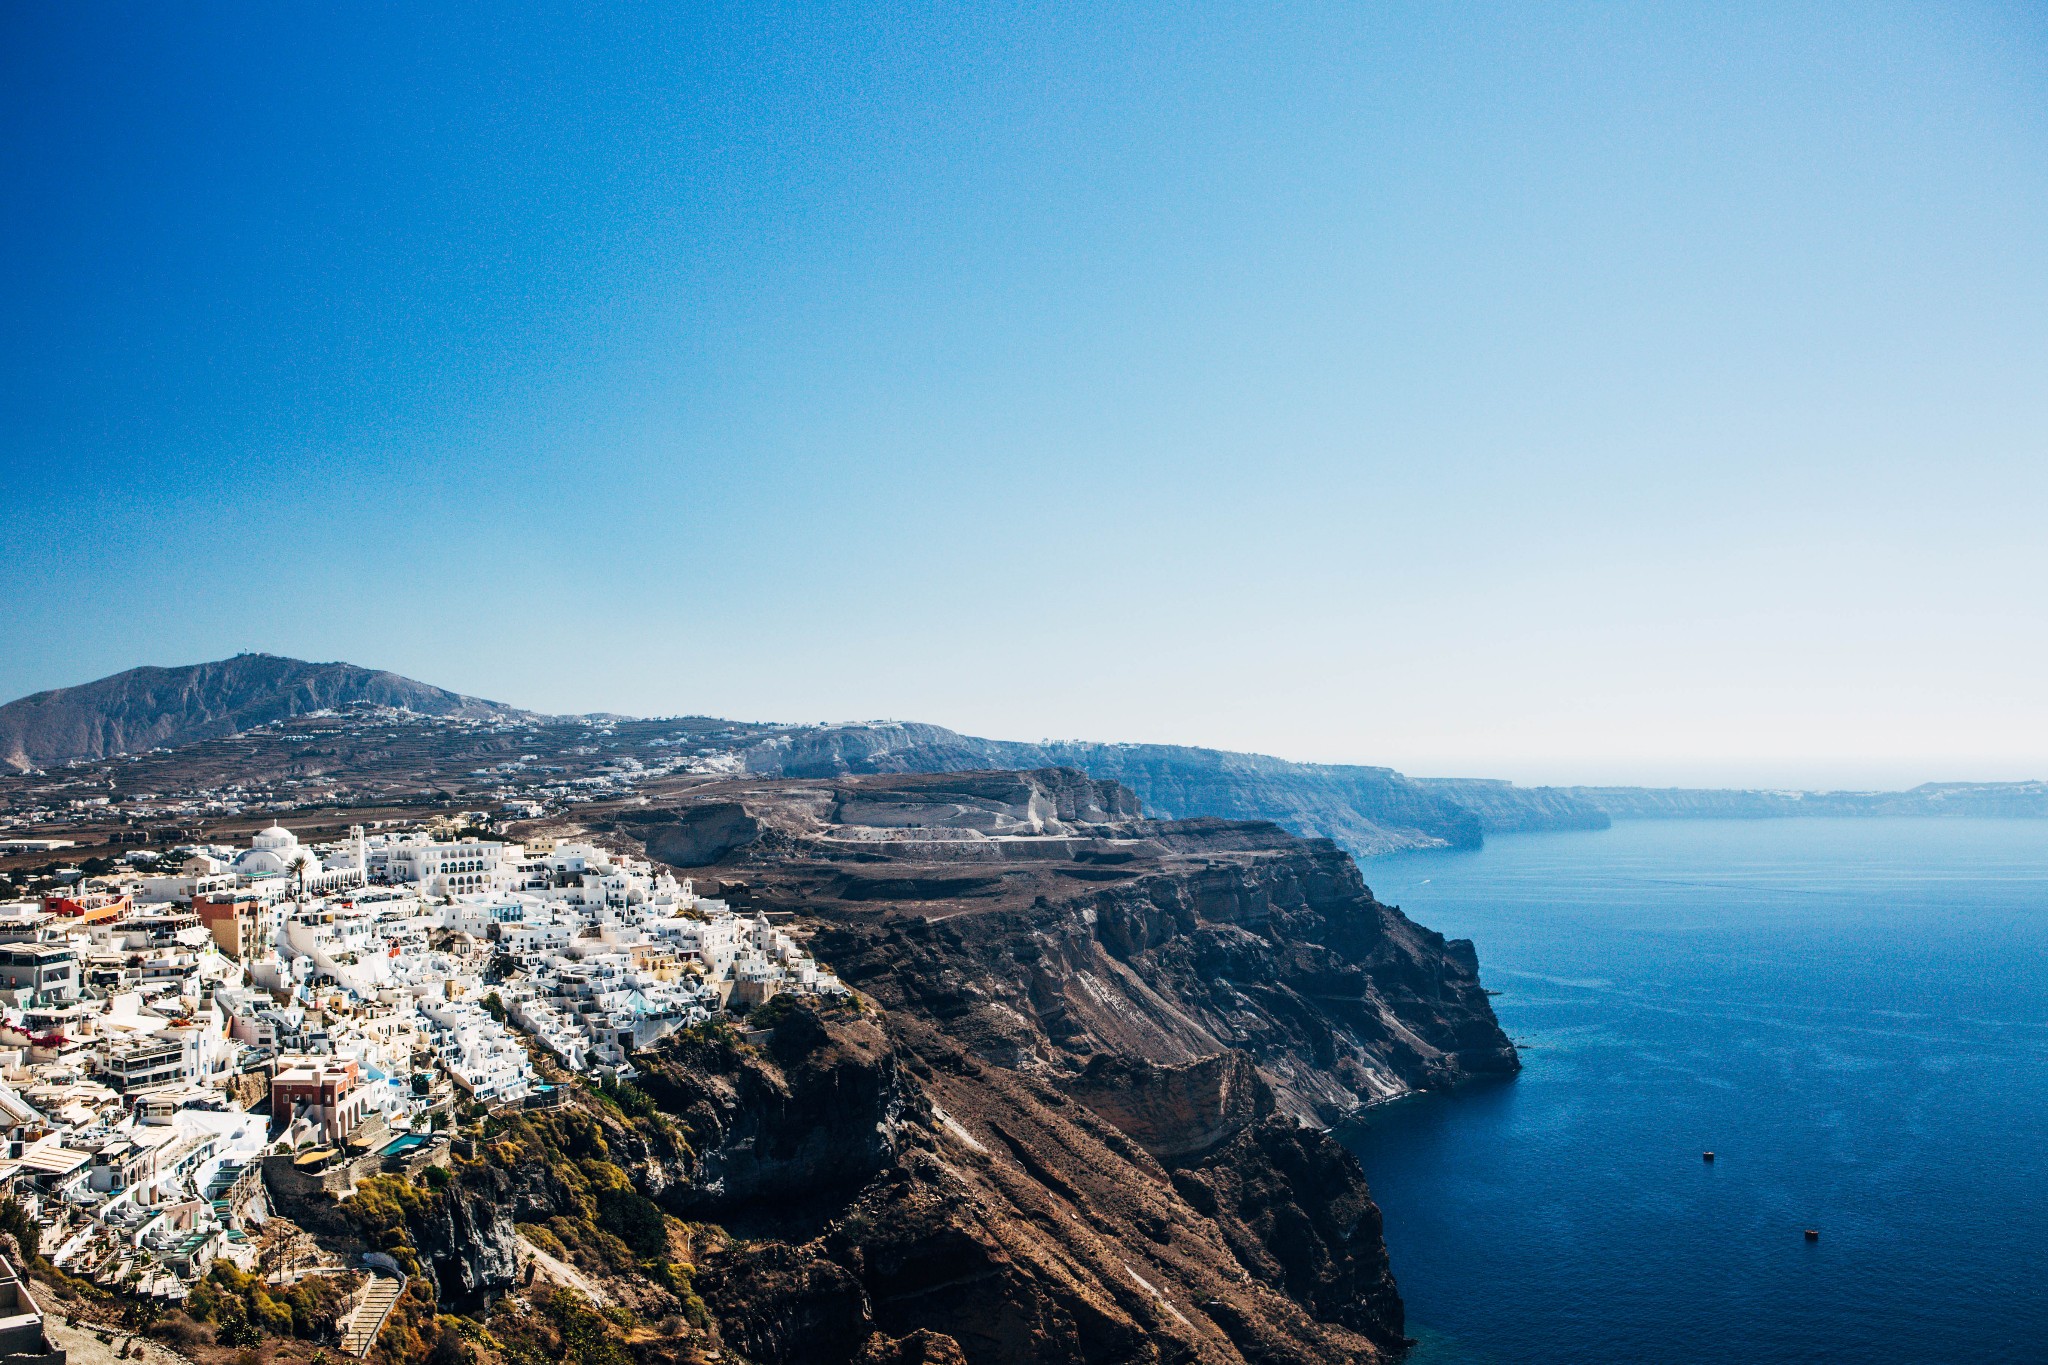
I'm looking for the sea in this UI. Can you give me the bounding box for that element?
[1344,818,2048,1365]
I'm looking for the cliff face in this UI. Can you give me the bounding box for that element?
[645,770,1517,1127]
[416,1167,523,1305]
[1411,778,1611,833]
[554,997,1411,1365]
[1030,747,1485,857]
[0,653,523,770]
[737,726,1489,856]
[564,768,1518,1363]
[796,818,1515,1123]
[632,1005,918,1219]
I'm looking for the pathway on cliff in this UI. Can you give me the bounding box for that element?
[45,1311,197,1365]
[517,1234,612,1305]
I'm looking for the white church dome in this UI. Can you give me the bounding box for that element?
[233,848,290,876]
[234,822,321,877]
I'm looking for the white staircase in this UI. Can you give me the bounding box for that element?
[338,1270,405,1357]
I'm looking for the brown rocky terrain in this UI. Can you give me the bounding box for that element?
[640,768,1517,1122]
[547,767,1515,1363]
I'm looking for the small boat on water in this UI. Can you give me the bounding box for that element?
[1804,1229,1820,1241]
[1702,1151,1714,1162]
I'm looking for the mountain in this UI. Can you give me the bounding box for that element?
[0,653,525,771]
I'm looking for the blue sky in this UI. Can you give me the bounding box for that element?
[4,3,2044,786]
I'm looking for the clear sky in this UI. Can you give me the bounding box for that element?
[4,3,2045,788]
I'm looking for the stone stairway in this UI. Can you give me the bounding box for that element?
[338,1271,405,1357]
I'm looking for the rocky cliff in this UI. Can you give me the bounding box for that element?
[736,726,1492,856]
[232,769,1513,1365]
[607,769,1512,1362]
[1412,778,1611,833]
[633,1003,918,1220]
[416,1166,524,1305]
[499,993,1415,1365]
[647,770,1517,1125]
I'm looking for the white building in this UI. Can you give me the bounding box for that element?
[364,832,532,898]
[419,1000,533,1104]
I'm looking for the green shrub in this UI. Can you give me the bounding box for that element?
[594,1186,668,1261]
[0,1199,39,1261]
[543,1290,633,1365]
[592,1077,659,1121]
[185,1259,347,1343]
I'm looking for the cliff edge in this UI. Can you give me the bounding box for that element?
[543,767,1520,1363]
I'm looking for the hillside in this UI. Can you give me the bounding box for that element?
[0,660,1603,856]
[0,653,526,771]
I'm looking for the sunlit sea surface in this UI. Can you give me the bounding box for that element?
[1345,819,2048,1365]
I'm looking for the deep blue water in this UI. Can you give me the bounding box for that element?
[1344,819,2048,1365]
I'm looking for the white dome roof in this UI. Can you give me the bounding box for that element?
[233,840,320,877]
